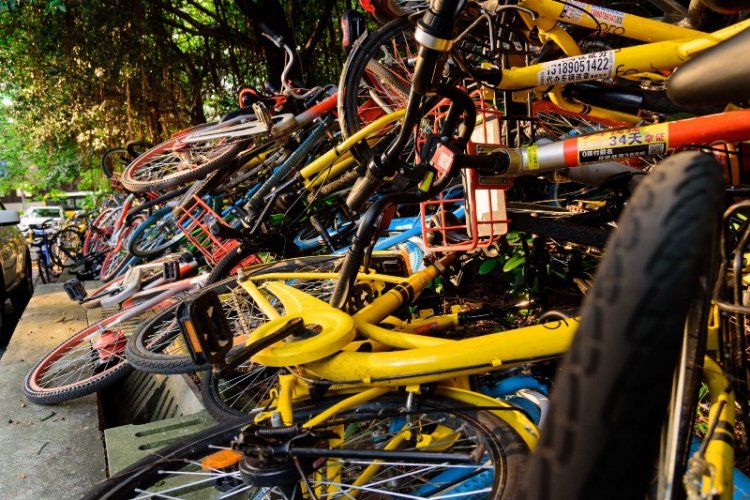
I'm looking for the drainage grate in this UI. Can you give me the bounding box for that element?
[103,411,216,475]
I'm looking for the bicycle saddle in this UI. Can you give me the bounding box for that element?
[667,26,750,107]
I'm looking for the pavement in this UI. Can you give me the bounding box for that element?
[0,284,106,499]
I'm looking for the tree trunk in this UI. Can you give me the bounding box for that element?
[234,0,303,89]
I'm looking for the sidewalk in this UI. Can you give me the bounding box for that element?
[0,284,106,499]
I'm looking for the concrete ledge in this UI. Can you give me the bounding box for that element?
[104,411,215,475]
[0,284,106,499]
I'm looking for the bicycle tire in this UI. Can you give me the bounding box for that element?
[338,16,414,165]
[99,216,144,282]
[125,139,153,158]
[511,212,611,248]
[99,252,135,283]
[83,393,527,499]
[36,257,51,284]
[121,123,252,193]
[520,152,723,500]
[205,245,262,286]
[101,147,130,179]
[22,309,151,405]
[125,256,342,376]
[126,206,184,258]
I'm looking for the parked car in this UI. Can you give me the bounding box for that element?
[0,205,33,338]
[18,206,65,233]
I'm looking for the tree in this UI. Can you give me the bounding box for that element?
[0,0,356,194]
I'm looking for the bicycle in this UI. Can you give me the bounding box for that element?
[77,3,750,498]
[27,221,65,284]
[522,22,750,500]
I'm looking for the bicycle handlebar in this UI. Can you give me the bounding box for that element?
[258,22,285,48]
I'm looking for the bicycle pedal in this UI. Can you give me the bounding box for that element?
[177,290,233,367]
[162,260,180,283]
[63,279,87,301]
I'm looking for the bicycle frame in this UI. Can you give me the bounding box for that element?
[222,254,577,449]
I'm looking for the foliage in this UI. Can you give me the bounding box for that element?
[0,0,357,193]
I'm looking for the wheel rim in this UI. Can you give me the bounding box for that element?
[26,317,129,394]
[123,131,249,188]
[101,396,510,499]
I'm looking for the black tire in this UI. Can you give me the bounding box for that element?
[10,251,34,312]
[338,16,414,165]
[37,257,52,284]
[200,365,279,421]
[511,212,611,248]
[83,393,527,500]
[520,152,723,500]
[121,123,252,193]
[205,244,257,285]
[81,416,251,500]
[125,139,153,158]
[23,317,133,405]
[125,256,343,375]
[101,147,130,179]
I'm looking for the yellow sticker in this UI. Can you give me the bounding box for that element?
[527,145,539,170]
[577,123,669,163]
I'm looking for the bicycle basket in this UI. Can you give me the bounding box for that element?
[174,195,240,266]
[421,133,512,252]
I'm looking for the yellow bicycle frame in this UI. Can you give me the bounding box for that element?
[504,1,750,123]
[238,255,577,449]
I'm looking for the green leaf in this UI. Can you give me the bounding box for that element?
[503,254,525,273]
[505,231,521,243]
[478,258,499,275]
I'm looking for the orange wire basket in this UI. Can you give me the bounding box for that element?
[174,195,240,266]
[421,92,512,252]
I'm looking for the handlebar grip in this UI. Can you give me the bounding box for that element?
[258,22,284,47]
[346,171,384,213]
[210,221,245,241]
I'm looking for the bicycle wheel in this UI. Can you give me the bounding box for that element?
[338,16,415,165]
[83,208,116,256]
[54,227,85,264]
[22,303,163,405]
[99,216,144,282]
[205,245,265,286]
[83,393,527,499]
[125,256,341,376]
[101,147,130,179]
[200,364,279,421]
[520,152,723,499]
[126,206,184,258]
[121,122,254,193]
[36,256,51,284]
[125,139,153,158]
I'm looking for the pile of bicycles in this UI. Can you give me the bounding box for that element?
[21,0,750,497]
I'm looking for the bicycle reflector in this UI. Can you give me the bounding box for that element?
[341,9,366,52]
[63,279,87,302]
[177,291,233,367]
